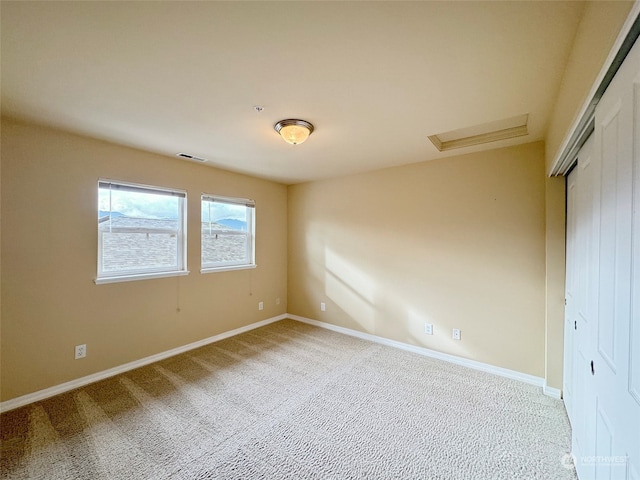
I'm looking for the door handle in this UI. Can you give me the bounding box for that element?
[574,320,577,331]
[590,360,595,376]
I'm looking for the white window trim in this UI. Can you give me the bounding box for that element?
[94,269,190,285]
[96,179,188,284]
[201,194,256,271]
[200,264,257,274]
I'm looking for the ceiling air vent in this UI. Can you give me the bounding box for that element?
[176,152,207,162]
[428,114,529,152]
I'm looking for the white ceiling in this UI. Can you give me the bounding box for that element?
[1,1,585,184]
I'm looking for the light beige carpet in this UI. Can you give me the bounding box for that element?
[1,319,576,479]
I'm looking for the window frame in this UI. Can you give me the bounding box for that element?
[95,179,189,284]
[200,193,256,273]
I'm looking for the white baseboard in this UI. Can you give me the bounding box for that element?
[288,314,548,390]
[0,314,287,413]
[543,383,562,399]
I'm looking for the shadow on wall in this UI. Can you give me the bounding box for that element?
[323,240,474,360]
[301,216,541,371]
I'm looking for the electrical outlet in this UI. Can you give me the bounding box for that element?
[424,323,433,335]
[258,301,264,311]
[75,344,87,359]
[452,328,461,340]
[320,302,326,311]
[276,297,280,305]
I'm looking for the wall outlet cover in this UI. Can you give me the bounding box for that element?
[74,344,87,359]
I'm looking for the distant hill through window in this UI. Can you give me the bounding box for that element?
[216,218,247,230]
[98,210,125,218]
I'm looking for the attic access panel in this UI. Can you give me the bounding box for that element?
[429,114,529,151]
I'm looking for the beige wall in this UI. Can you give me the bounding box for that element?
[0,118,288,401]
[545,177,566,390]
[546,0,633,172]
[288,142,546,377]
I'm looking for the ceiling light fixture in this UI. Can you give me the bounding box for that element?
[274,119,314,145]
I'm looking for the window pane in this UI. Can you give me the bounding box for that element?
[98,182,185,278]
[202,232,248,264]
[201,201,247,230]
[101,231,178,272]
[201,197,254,269]
[99,189,180,226]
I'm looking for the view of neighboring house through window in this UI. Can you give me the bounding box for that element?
[201,194,255,272]
[97,180,187,283]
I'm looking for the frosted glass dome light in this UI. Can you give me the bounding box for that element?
[274,119,314,145]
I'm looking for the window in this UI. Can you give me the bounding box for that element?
[201,194,255,272]
[96,180,188,284]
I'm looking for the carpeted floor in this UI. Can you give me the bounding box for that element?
[0,319,576,479]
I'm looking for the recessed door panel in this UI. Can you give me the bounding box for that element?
[594,403,617,479]
[598,107,621,373]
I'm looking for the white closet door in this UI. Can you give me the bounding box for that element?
[590,34,639,479]
[565,135,597,480]
[565,35,640,480]
[629,51,640,479]
[564,167,578,421]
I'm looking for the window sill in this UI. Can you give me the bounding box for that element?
[200,264,257,274]
[95,270,190,285]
